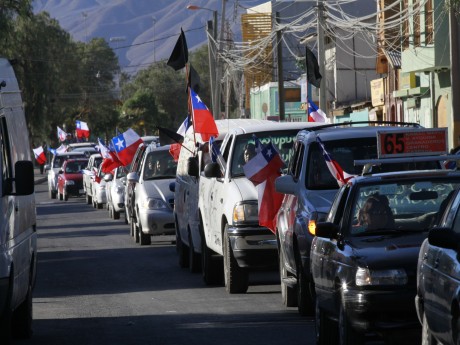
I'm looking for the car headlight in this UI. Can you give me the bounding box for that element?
[355,267,408,286]
[65,180,75,185]
[141,198,167,210]
[232,201,258,224]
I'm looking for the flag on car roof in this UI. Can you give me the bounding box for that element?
[190,88,218,142]
[111,128,143,166]
[76,120,90,139]
[167,28,188,71]
[243,137,284,233]
[307,99,327,123]
[316,136,355,187]
[33,146,46,165]
[57,126,67,142]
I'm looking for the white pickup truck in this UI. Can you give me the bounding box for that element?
[198,122,307,293]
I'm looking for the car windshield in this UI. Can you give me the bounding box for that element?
[116,166,127,178]
[349,177,460,236]
[231,130,297,177]
[65,161,87,173]
[143,150,177,179]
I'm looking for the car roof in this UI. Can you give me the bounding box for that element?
[226,121,317,136]
[54,151,88,157]
[146,144,170,153]
[63,158,89,163]
[350,169,460,185]
[297,123,421,142]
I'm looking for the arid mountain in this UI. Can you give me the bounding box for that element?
[33,0,267,75]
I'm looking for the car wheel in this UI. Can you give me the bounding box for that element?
[200,221,222,285]
[139,223,151,246]
[12,273,33,339]
[452,306,460,345]
[0,274,13,345]
[113,208,120,220]
[49,189,56,199]
[339,301,363,345]
[58,191,63,201]
[108,204,113,219]
[188,230,201,273]
[279,245,297,307]
[86,193,91,204]
[64,190,68,201]
[296,257,315,316]
[223,224,248,294]
[176,228,189,268]
[133,222,140,243]
[315,299,338,345]
[421,311,436,345]
[129,219,135,237]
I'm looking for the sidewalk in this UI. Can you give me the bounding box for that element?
[34,167,47,185]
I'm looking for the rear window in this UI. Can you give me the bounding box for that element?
[306,137,377,190]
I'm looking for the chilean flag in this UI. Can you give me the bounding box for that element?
[97,138,122,173]
[111,128,143,166]
[190,88,218,142]
[76,120,90,139]
[57,126,67,142]
[307,99,327,123]
[33,146,47,165]
[316,136,355,187]
[243,138,285,233]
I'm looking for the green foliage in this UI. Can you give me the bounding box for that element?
[121,89,158,135]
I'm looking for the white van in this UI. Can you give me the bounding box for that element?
[174,119,269,273]
[0,58,36,343]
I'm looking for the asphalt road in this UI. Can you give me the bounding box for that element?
[14,180,315,345]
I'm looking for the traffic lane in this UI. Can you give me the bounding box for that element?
[15,182,314,345]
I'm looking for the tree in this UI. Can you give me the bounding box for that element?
[121,89,158,135]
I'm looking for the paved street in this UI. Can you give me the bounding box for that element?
[14,178,314,345]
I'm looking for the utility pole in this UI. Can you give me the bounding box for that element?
[450,9,460,148]
[317,0,327,112]
[215,0,227,120]
[207,15,218,119]
[276,12,285,121]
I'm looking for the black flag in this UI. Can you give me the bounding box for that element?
[187,64,201,93]
[167,28,188,71]
[305,46,322,88]
[157,126,184,146]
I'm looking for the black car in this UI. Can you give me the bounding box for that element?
[416,187,460,345]
[311,169,460,344]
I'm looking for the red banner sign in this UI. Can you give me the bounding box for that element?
[377,128,448,158]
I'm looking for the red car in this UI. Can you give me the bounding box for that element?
[57,158,89,201]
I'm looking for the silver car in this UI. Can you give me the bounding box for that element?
[128,145,177,245]
[105,166,127,220]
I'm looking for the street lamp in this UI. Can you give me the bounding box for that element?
[187,4,220,119]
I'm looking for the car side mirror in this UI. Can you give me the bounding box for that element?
[315,222,339,239]
[169,182,176,192]
[187,157,199,178]
[14,161,34,196]
[104,173,113,182]
[428,228,460,250]
[44,164,50,171]
[204,162,221,178]
[58,169,63,174]
[127,172,139,184]
[275,174,296,195]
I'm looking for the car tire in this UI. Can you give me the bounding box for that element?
[0,274,13,345]
[223,224,248,294]
[49,189,56,199]
[113,209,120,220]
[58,191,63,201]
[421,311,436,345]
[133,222,140,243]
[64,190,68,201]
[12,273,33,339]
[339,302,363,345]
[108,204,113,219]
[315,299,338,345]
[176,229,189,268]
[97,202,103,209]
[200,221,222,285]
[279,245,297,307]
[188,230,201,273]
[296,257,315,316]
[139,223,151,246]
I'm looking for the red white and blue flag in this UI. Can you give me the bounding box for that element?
[76,120,90,139]
[33,146,46,165]
[190,88,218,142]
[57,126,67,142]
[243,137,285,233]
[316,136,355,187]
[111,128,143,166]
[307,99,327,123]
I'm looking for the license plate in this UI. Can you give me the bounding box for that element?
[79,189,85,194]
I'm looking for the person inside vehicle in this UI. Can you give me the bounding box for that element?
[144,156,156,178]
[243,143,256,164]
[358,194,395,231]
[154,159,167,176]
